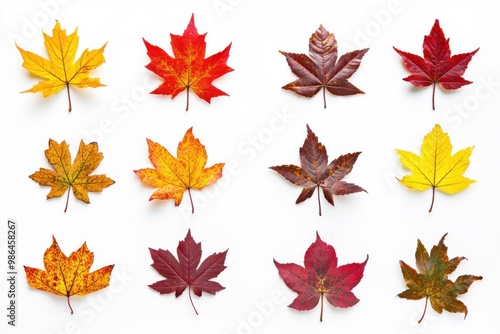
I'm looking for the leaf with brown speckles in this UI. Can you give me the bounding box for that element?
[24,236,114,314]
[398,233,482,323]
[270,124,366,216]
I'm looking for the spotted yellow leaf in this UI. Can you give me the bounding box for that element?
[24,236,114,314]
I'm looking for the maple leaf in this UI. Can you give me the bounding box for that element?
[280,24,368,108]
[24,236,114,314]
[398,233,482,323]
[274,232,368,322]
[393,19,479,110]
[16,21,106,112]
[134,127,224,213]
[148,229,228,315]
[29,139,115,212]
[396,124,475,212]
[270,124,366,216]
[143,13,233,111]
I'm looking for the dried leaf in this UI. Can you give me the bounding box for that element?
[280,24,368,108]
[16,21,106,112]
[143,13,233,111]
[29,139,115,212]
[396,124,475,212]
[149,229,228,314]
[270,124,366,215]
[393,19,479,110]
[24,236,114,314]
[274,232,368,321]
[398,233,482,323]
[134,127,224,213]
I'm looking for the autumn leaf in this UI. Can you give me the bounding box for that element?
[270,124,366,216]
[393,19,479,110]
[24,236,114,314]
[29,139,115,212]
[143,13,233,111]
[274,232,368,321]
[134,127,224,213]
[398,233,482,323]
[396,124,475,212]
[16,21,106,112]
[280,24,368,108]
[149,229,228,315]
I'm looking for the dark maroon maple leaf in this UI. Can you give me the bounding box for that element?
[274,232,368,321]
[269,124,366,216]
[280,24,368,108]
[393,19,479,110]
[148,229,228,315]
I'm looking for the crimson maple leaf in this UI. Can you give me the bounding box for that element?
[143,13,233,111]
[280,24,368,108]
[274,232,368,321]
[393,19,479,110]
[270,124,366,216]
[148,229,228,315]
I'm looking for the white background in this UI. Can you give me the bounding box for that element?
[1,0,499,333]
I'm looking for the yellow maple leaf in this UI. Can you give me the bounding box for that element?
[24,236,114,314]
[29,139,115,212]
[134,127,225,213]
[396,124,475,212]
[16,21,106,112]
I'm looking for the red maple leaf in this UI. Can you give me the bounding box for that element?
[274,232,368,321]
[148,229,228,314]
[270,124,366,216]
[393,19,479,110]
[143,14,233,111]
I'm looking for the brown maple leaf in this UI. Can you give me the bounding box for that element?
[29,139,115,212]
[24,236,114,314]
[143,13,233,111]
[398,233,482,323]
[280,24,368,108]
[270,125,366,216]
[134,128,225,213]
[149,229,228,315]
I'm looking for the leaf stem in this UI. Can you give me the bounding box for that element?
[187,188,194,213]
[188,287,199,315]
[431,82,436,111]
[418,296,428,323]
[428,186,435,212]
[323,87,326,109]
[186,87,190,111]
[320,293,324,322]
[67,296,74,314]
[66,83,72,112]
[317,188,322,216]
[64,187,71,213]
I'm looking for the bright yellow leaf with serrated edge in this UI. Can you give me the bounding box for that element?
[396,124,475,212]
[24,236,114,314]
[134,127,225,213]
[16,21,106,112]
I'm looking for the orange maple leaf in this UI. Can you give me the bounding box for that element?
[16,21,106,112]
[134,127,225,213]
[143,13,233,111]
[24,236,114,314]
[29,139,115,212]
